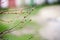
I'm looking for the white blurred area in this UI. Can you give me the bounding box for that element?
[34,0,45,5]
[15,0,22,7]
[48,0,58,4]
[25,0,31,5]
[30,5,60,40]
[1,0,8,8]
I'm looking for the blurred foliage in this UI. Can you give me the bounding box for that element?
[0,8,8,11]
[0,3,60,40]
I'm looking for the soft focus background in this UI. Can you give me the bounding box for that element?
[0,0,60,40]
